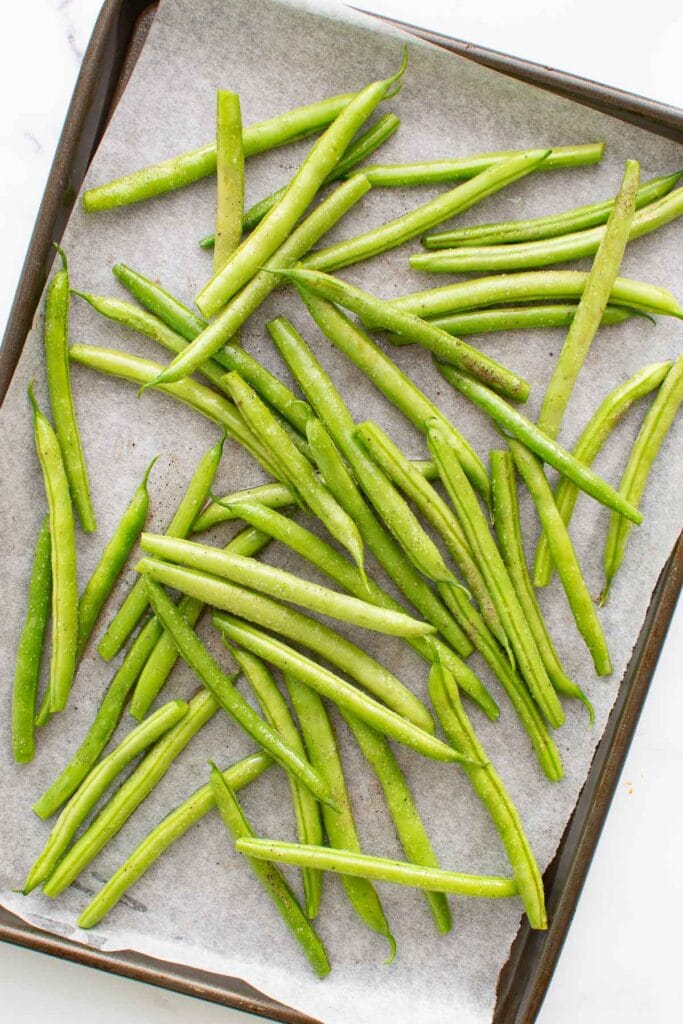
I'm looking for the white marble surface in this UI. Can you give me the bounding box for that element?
[0,1,681,1021]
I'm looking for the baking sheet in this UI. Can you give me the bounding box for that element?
[0,2,681,1023]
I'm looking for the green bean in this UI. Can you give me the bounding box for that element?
[429,661,546,928]
[141,533,431,637]
[82,92,357,212]
[78,753,273,929]
[508,439,611,675]
[236,839,518,899]
[193,55,406,320]
[24,700,188,893]
[97,437,225,661]
[228,648,323,918]
[28,385,78,716]
[44,247,96,532]
[340,709,452,934]
[12,516,51,762]
[213,614,468,763]
[388,304,636,342]
[490,450,593,720]
[303,149,551,273]
[390,270,683,320]
[218,345,312,434]
[423,171,682,248]
[77,457,156,661]
[600,355,683,604]
[130,526,270,721]
[537,160,641,441]
[282,268,528,404]
[534,362,672,587]
[113,263,207,340]
[214,91,244,271]
[224,371,365,571]
[438,364,643,524]
[284,672,395,958]
[413,180,683,273]
[428,420,565,728]
[42,690,218,896]
[354,143,604,187]
[209,764,330,977]
[141,577,331,804]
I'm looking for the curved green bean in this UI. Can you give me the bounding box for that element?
[113,263,207,340]
[389,304,635,341]
[508,439,611,675]
[24,700,188,893]
[534,362,672,587]
[78,752,273,929]
[600,355,683,603]
[214,90,244,271]
[12,516,51,762]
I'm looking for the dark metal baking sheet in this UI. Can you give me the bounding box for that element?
[1,2,681,1021]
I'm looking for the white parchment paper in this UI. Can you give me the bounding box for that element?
[0,2,681,1022]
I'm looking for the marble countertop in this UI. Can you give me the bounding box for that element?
[1,2,681,1022]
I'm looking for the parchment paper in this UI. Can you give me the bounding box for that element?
[0,2,681,1022]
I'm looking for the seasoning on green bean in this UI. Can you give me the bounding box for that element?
[97,437,225,661]
[429,660,546,929]
[423,170,682,248]
[600,355,683,604]
[508,439,611,675]
[284,672,395,958]
[44,247,96,532]
[42,690,219,897]
[24,700,188,893]
[209,764,331,976]
[490,449,594,720]
[427,420,565,729]
[218,345,312,434]
[12,516,51,762]
[77,457,157,661]
[78,752,273,929]
[214,90,244,271]
[437,364,643,524]
[534,362,672,587]
[82,91,357,212]
[113,263,207,340]
[28,384,78,716]
[340,708,452,934]
[192,54,406,321]
[354,143,604,187]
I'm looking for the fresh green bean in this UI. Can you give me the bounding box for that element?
[303,149,551,273]
[141,577,331,804]
[537,160,641,441]
[508,439,611,675]
[429,661,546,928]
[28,385,78,716]
[427,420,565,729]
[77,457,156,661]
[42,690,218,897]
[24,700,188,893]
[130,526,270,721]
[12,516,51,762]
[209,764,330,976]
[354,143,604,187]
[281,268,529,404]
[423,171,682,248]
[438,364,643,524]
[213,614,468,763]
[82,92,357,212]
[78,753,273,929]
[44,247,96,532]
[388,304,636,342]
[340,709,452,934]
[534,362,672,587]
[193,55,406,320]
[236,839,518,899]
[490,450,593,720]
[284,673,395,957]
[97,437,225,661]
[214,91,244,271]
[113,263,207,340]
[218,346,312,434]
[600,355,683,603]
